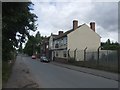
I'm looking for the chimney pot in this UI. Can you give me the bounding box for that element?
[73,20,78,30]
[58,31,63,35]
[90,22,95,32]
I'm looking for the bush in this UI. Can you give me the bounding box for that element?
[2,52,16,87]
[2,61,11,86]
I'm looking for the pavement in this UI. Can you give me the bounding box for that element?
[4,55,39,88]
[51,61,119,81]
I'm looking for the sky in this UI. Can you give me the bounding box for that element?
[30,0,119,43]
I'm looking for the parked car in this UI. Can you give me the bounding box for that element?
[40,56,50,62]
[32,55,36,59]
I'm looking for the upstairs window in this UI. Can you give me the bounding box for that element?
[55,44,59,48]
[63,37,67,45]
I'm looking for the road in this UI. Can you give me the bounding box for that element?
[20,55,118,88]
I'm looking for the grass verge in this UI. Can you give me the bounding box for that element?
[2,60,15,87]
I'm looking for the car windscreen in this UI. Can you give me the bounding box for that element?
[44,57,47,59]
[42,57,47,59]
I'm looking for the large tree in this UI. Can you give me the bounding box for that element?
[23,35,37,56]
[2,2,37,61]
[23,31,42,56]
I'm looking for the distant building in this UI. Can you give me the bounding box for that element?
[40,37,49,58]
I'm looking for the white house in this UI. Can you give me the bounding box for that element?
[48,20,101,61]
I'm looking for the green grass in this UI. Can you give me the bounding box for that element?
[2,60,15,87]
[2,53,17,86]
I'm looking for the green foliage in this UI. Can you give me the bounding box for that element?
[24,36,36,56]
[35,31,41,53]
[23,32,43,56]
[2,2,37,61]
[101,39,120,50]
[2,58,17,87]
[2,61,11,85]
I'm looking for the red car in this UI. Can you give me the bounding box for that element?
[32,55,36,59]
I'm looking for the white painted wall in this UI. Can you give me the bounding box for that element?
[54,50,68,58]
[53,37,67,49]
[67,24,101,51]
[49,36,53,50]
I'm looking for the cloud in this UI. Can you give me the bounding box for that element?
[86,2,118,32]
[31,0,119,2]
[31,1,118,42]
[86,2,118,42]
[32,2,94,32]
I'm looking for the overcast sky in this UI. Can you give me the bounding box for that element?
[30,0,119,43]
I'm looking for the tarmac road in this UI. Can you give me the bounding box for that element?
[21,55,118,88]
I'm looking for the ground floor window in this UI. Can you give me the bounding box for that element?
[56,51,58,57]
[63,51,67,57]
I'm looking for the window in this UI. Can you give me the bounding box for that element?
[54,40,57,48]
[63,37,67,45]
[55,44,59,48]
[63,38,65,45]
[46,45,48,48]
[63,51,67,57]
[56,51,58,57]
[61,39,63,46]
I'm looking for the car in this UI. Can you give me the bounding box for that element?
[40,56,50,62]
[32,55,36,59]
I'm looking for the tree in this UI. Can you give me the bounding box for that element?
[23,36,36,56]
[106,39,111,45]
[101,39,120,50]
[23,32,44,56]
[35,31,41,53]
[2,2,37,61]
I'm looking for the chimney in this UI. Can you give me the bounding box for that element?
[73,20,78,30]
[90,22,95,32]
[58,31,63,35]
